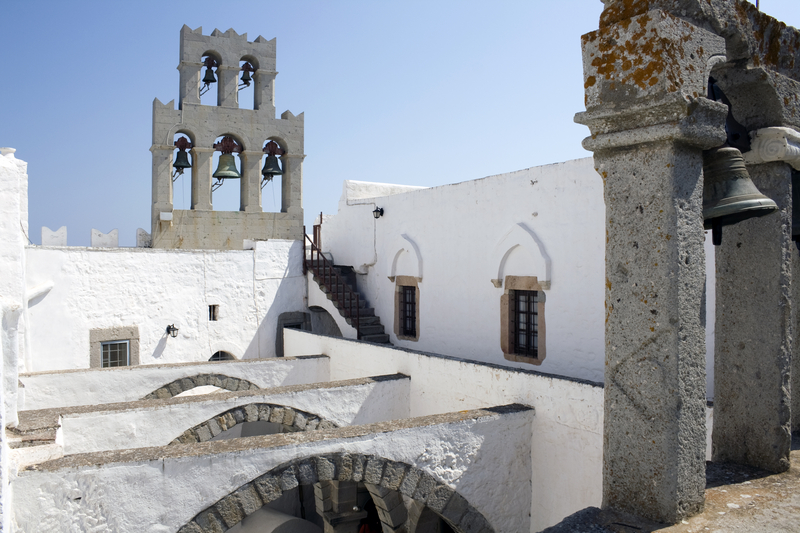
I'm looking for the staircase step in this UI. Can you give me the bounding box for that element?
[361,333,391,343]
[359,324,385,336]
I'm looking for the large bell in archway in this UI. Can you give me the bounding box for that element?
[213,153,241,179]
[173,150,191,172]
[261,154,283,178]
[703,146,778,245]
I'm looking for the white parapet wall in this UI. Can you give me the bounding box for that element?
[13,406,533,533]
[19,356,329,411]
[37,375,411,455]
[24,239,306,373]
[284,329,603,532]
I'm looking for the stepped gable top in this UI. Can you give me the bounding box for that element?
[597,0,800,80]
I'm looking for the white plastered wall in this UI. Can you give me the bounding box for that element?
[24,240,306,372]
[322,158,607,383]
[285,329,603,532]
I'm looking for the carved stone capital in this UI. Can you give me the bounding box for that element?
[744,127,800,170]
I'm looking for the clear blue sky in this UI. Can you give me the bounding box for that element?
[1,1,797,246]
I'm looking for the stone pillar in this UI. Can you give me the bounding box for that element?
[178,61,201,108]
[217,65,239,108]
[282,153,305,216]
[151,146,173,232]
[192,148,213,211]
[576,10,727,523]
[713,161,792,472]
[254,70,277,113]
[240,150,263,212]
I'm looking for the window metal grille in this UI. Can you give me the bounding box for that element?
[401,286,416,337]
[101,340,130,367]
[510,290,538,357]
[209,305,219,321]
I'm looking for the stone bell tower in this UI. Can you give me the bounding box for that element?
[150,25,305,249]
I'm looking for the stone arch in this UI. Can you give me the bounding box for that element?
[177,453,494,533]
[169,403,337,445]
[387,233,423,281]
[140,374,260,400]
[491,222,551,289]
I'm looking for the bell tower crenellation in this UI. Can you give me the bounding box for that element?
[150,25,304,250]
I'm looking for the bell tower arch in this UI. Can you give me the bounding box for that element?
[150,25,304,249]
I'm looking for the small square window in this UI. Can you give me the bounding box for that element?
[101,340,130,367]
[209,305,219,321]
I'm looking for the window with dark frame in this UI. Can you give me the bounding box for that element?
[510,289,538,357]
[400,285,416,337]
[209,305,219,321]
[101,340,130,367]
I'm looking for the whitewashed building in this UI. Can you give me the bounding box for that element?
[0,19,728,533]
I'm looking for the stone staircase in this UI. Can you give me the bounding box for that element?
[310,264,391,344]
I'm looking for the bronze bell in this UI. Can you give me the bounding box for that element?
[703,146,778,245]
[240,69,252,86]
[202,67,217,86]
[262,154,283,178]
[213,153,241,179]
[173,150,191,172]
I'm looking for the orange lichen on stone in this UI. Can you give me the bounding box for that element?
[585,76,597,88]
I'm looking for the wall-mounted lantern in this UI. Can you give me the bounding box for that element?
[373,207,384,219]
[166,324,179,338]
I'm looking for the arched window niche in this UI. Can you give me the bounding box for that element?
[237,56,259,110]
[172,131,195,210]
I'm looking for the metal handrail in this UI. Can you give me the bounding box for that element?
[303,230,361,338]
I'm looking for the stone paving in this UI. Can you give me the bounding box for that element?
[543,442,800,532]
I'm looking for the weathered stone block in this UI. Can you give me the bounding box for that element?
[232,408,245,424]
[376,503,407,528]
[459,510,490,533]
[168,381,183,396]
[258,405,271,421]
[234,483,262,516]
[294,411,308,429]
[207,419,222,437]
[319,420,336,430]
[412,472,437,501]
[253,475,282,503]
[398,468,420,497]
[440,492,469,526]
[180,377,195,392]
[426,484,454,513]
[381,461,407,490]
[154,387,171,400]
[244,404,259,422]
[214,494,244,528]
[269,407,285,424]
[194,509,226,533]
[177,522,203,533]
[352,455,366,482]
[335,454,354,481]
[316,456,336,481]
[279,467,299,490]
[364,457,386,485]
[237,380,251,391]
[282,408,296,426]
[306,418,320,430]
[196,425,212,442]
[296,459,319,484]
[194,375,209,386]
